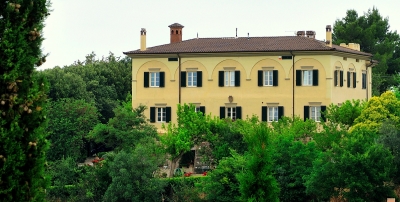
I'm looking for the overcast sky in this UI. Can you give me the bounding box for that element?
[39,0,400,70]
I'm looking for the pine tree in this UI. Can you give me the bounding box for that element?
[0,0,50,201]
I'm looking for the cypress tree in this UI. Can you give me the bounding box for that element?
[0,0,50,201]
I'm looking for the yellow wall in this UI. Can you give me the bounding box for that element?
[131,53,370,128]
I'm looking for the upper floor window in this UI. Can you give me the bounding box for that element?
[258,70,278,86]
[264,71,273,86]
[347,71,356,88]
[220,106,242,120]
[334,70,343,87]
[261,106,284,122]
[219,70,240,87]
[144,72,165,88]
[296,69,318,86]
[362,73,367,89]
[181,71,202,87]
[304,105,326,122]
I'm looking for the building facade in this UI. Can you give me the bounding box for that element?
[124,23,374,130]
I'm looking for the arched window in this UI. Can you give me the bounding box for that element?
[171,30,174,34]
[176,30,178,34]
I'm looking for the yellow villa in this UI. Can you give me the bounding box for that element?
[123,23,374,129]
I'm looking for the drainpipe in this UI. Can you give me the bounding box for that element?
[291,51,295,119]
[178,54,181,104]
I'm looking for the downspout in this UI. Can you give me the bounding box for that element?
[178,54,181,104]
[291,51,295,119]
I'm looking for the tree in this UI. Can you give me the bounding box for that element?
[162,104,210,177]
[333,7,400,95]
[47,99,99,162]
[236,121,280,202]
[324,99,365,127]
[0,0,51,200]
[305,128,395,201]
[88,95,158,151]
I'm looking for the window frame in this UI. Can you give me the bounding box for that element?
[150,72,160,87]
[267,106,278,122]
[310,106,321,122]
[226,107,236,120]
[302,70,313,86]
[157,107,166,122]
[263,70,273,86]
[224,71,235,87]
[187,71,197,87]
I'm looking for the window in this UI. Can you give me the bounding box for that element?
[347,71,356,88]
[362,73,367,89]
[261,106,284,122]
[195,106,206,115]
[188,72,197,87]
[258,70,278,86]
[220,106,242,120]
[181,71,202,87]
[144,72,165,88]
[304,106,326,122]
[149,107,171,123]
[334,70,343,87]
[219,71,240,87]
[157,107,166,122]
[150,72,160,87]
[296,69,318,86]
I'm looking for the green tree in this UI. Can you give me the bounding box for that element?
[47,99,99,162]
[324,99,365,127]
[0,0,51,200]
[236,121,280,202]
[333,7,400,95]
[162,103,210,177]
[103,140,166,202]
[305,128,395,201]
[88,95,157,151]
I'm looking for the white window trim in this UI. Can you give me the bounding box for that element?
[187,71,197,87]
[157,107,166,122]
[224,71,235,86]
[302,70,313,86]
[268,106,278,122]
[310,106,321,122]
[226,107,236,120]
[150,72,160,87]
[263,70,273,86]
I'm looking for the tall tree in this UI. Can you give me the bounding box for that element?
[0,0,50,201]
[333,7,400,95]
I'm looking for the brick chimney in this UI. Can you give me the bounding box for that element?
[297,31,305,37]
[168,23,184,43]
[140,28,146,51]
[306,30,316,39]
[326,25,332,47]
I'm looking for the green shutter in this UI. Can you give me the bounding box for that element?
[334,70,338,86]
[321,106,326,122]
[144,72,149,88]
[296,70,302,86]
[219,107,225,119]
[235,71,240,87]
[362,73,366,89]
[304,106,310,121]
[218,71,224,87]
[199,106,205,115]
[347,71,351,87]
[353,72,356,88]
[261,106,267,121]
[278,106,284,119]
[236,106,242,119]
[258,70,263,86]
[166,107,171,123]
[181,71,186,87]
[159,72,165,87]
[312,70,318,86]
[150,107,155,123]
[340,70,343,87]
[197,71,202,87]
[273,70,278,86]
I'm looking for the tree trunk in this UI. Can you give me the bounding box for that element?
[169,153,183,177]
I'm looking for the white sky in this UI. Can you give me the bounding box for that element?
[39,0,400,70]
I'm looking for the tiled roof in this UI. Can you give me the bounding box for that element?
[123,36,372,57]
[168,23,184,28]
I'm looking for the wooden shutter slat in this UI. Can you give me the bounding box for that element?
[261,106,267,121]
[197,71,202,87]
[144,72,149,88]
[312,70,318,86]
[218,71,224,87]
[273,70,278,86]
[258,70,263,86]
[296,70,302,86]
[150,107,155,123]
[219,107,225,119]
[304,106,310,121]
[235,71,240,87]
[159,72,165,87]
[181,71,186,87]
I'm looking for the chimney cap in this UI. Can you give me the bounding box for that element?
[141,28,146,32]
[326,25,332,29]
[168,23,184,28]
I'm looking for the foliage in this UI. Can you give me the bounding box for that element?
[0,0,51,200]
[271,116,317,141]
[88,95,157,151]
[324,99,365,127]
[333,7,400,95]
[164,177,208,202]
[203,150,246,201]
[305,128,395,201]
[162,103,210,177]
[236,121,280,202]
[272,133,319,202]
[103,141,167,202]
[47,99,99,162]
[353,91,400,132]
